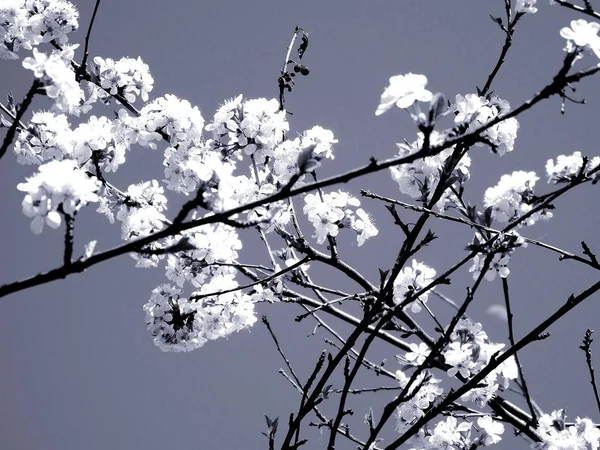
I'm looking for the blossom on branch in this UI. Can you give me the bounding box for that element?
[0,0,79,59]
[545,151,600,184]
[390,130,471,211]
[392,259,436,313]
[560,19,600,58]
[17,159,100,234]
[375,73,433,116]
[22,46,84,114]
[483,170,552,226]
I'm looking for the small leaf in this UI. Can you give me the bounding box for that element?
[7,92,15,114]
[83,240,97,260]
[489,14,503,28]
[429,92,446,123]
[483,206,494,227]
[298,31,309,59]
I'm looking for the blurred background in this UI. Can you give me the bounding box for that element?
[1,1,600,449]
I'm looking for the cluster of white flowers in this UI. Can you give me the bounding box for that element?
[162,142,235,197]
[89,56,154,103]
[454,94,519,156]
[14,110,71,164]
[144,276,256,353]
[375,73,433,116]
[14,111,131,172]
[111,180,168,241]
[392,260,436,313]
[303,190,378,246]
[0,0,78,59]
[395,369,443,428]
[205,95,289,162]
[134,94,204,148]
[390,130,471,211]
[405,415,505,449]
[165,223,242,288]
[560,19,600,59]
[546,151,600,184]
[443,318,518,406]
[468,232,526,282]
[22,46,84,114]
[72,115,128,172]
[17,159,100,234]
[534,410,600,450]
[483,170,552,226]
[269,125,337,186]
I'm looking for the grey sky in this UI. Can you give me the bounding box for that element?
[1,1,600,449]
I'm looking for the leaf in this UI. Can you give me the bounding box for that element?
[298,31,309,59]
[482,206,494,227]
[429,92,446,123]
[7,92,15,114]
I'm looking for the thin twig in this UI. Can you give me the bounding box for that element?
[189,257,310,301]
[263,316,302,387]
[363,189,600,271]
[554,0,600,19]
[0,80,41,161]
[501,278,537,424]
[77,0,102,80]
[579,329,600,414]
[63,213,75,266]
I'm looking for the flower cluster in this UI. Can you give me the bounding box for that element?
[269,125,337,186]
[390,130,471,211]
[560,19,600,59]
[534,410,600,450]
[165,223,242,288]
[162,142,235,197]
[483,170,552,226]
[454,94,519,156]
[14,110,72,164]
[392,260,436,313]
[0,0,79,60]
[144,277,256,353]
[405,415,505,449]
[17,159,100,234]
[134,94,205,148]
[72,115,129,172]
[468,232,526,282]
[89,56,154,103]
[394,369,443,428]
[546,151,600,184]
[443,318,518,406]
[111,180,168,241]
[22,46,84,114]
[205,95,289,162]
[303,190,378,246]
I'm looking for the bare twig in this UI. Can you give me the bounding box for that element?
[554,0,600,19]
[579,329,600,414]
[501,278,537,424]
[0,80,41,161]
[77,0,102,80]
[62,212,75,266]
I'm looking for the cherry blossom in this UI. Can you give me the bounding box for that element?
[375,73,433,116]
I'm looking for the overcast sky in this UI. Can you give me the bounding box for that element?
[1,1,600,449]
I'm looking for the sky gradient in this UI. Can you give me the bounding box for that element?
[1,1,600,449]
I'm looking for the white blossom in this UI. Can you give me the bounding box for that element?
[392,260,436,313]
[17,159,100,234]
[375,73,433,115]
